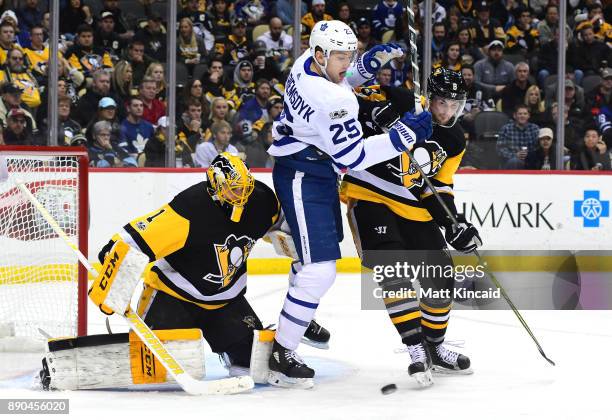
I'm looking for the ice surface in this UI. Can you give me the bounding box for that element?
[1,274,610,419]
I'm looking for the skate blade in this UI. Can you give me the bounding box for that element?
[267,371,314,389]
[409,370,434,388]
[432,365,474,375]
[300,336,330,350]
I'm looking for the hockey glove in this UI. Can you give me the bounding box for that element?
[443,215,482,253]
[357,43,404,79]
[389,111,432,152]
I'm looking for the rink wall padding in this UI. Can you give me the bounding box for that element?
[88,169,612,274]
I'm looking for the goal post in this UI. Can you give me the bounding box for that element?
[0,146,88,349]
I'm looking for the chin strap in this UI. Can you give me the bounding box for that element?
[313,54,331,81]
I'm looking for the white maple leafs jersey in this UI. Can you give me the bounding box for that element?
[268,51,410,172]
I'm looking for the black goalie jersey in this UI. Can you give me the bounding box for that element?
[118,180,280,309]
[340,86,465,222]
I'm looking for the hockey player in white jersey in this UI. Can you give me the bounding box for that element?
[266,20,434,388]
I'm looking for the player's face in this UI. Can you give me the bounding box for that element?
[430,96,464,126]
[325,51,354,83]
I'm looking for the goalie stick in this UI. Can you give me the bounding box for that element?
[12,178,255,395]
[402,0,555,367]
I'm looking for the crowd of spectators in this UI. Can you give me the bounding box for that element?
[0,0,609,171]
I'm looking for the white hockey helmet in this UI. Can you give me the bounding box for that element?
[309,20,357,76]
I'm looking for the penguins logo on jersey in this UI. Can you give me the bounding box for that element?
[203,234,256,288]
[386,139,447,188]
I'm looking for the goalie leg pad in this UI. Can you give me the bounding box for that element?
[88,240,150,315]
[249,329,274,384]
[41,329,205,391]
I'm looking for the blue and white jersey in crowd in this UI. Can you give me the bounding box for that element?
[268,50,407,178]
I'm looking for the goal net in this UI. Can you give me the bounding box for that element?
[0,146,88,351]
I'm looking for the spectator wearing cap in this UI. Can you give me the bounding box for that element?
[371,0,403,39]
[586,68,612,121]
[250,40,282,81]
[302,0,333,35]
[500,62,532,116]
[1,10,29,48]
[537,5,572,46]
[100,0,134,40]
[0,21,25,67]
[194,120,238,167]
[0,83,36,132]
[73,68,124,126]
[178,0,216,52]
[225,60,255,107]
[209,0,232,41]
[266,95,283,122]
[497,104,540,169]
[356,17,377,51]
[525,127,557,170]
[64,24,113,77]
[568,23,611,85]
[84,96,121,145]
[134,13,167,63]
[177,17,208,78]
[468,1,505,49]
[0,48,41,110]
[123,40,153,87]
[119,96,155,159]
[60,0,93,37]
[94,10,125,62]
[544,79,586,123]
[571,128,611,171]
[337,2,357,35]
[542,101,582,153]
[237,78,271,128]
[222,17,251,68]
[505,6,539,55]
[257,17,293,59]
[2,108,33,145]
[58,96,82,146]
[474,40,515,94]
[139,77,166,125]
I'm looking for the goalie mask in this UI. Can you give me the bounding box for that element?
[206,153,255,222]
[427,68,467,128]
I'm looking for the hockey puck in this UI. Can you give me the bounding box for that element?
[380,383,397,395]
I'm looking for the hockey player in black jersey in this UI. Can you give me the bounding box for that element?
[92,153,326,382]
[341,68,482,387]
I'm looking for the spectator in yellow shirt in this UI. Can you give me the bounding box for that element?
[0,49,41,110]
[301,0,333,35]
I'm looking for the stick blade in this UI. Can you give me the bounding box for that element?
[179,374,255,396]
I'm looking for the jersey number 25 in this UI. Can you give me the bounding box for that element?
[329,118,360,145]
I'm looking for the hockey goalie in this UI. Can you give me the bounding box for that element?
[40,153,328,391]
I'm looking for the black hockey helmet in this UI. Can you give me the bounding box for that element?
[427,67,467,127]
[428,67,467,101]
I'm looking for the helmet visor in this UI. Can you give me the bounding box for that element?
[429,96,466,128]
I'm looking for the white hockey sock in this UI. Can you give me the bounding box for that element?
[275,261,335,350]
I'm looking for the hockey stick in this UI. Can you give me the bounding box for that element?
[403,1,555,366]
[12,178,255,395]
